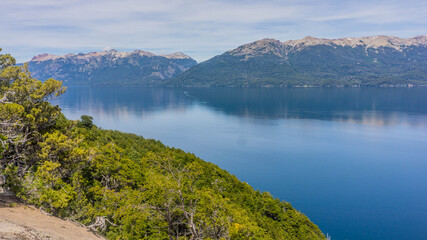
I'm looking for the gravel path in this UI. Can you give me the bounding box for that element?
[0,196,104,240]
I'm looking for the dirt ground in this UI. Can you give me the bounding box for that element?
[0,196,104,240]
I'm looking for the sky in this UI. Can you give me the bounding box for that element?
[1,0,426,63]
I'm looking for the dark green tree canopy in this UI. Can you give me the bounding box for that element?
[77,115,94,128]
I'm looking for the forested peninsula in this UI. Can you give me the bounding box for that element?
[0,49,325,239]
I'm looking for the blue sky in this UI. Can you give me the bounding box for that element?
[1,0,426,63]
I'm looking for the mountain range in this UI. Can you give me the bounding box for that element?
[26,35,427,87]
[170,35,427,87]
[27,50,197,86]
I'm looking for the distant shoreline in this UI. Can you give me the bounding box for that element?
[59,84,427,88]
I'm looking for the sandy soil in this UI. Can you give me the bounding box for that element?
[0,196,104,240]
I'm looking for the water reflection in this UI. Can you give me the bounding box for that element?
[54,87,192,111]
[52,86,427,240]
[187,88,427,125]
[53,87,427,127]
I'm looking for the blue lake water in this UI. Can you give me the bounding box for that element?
[52,87,427,240]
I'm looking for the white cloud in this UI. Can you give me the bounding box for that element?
[1,0,425,62]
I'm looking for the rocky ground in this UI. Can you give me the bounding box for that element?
[0,196,103,240]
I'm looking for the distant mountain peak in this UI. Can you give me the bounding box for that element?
[29,49,194,62]
[226,35,427,60]
[26,49,197,86]
[103,49,118,52]
[283,35,427,50]
[161,52,193,60]
[31,53,69,62]
[301,36,317,40]
[228,38,284,58]
[131,50,156,57]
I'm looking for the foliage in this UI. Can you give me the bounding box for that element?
[1,50,325,239]
[77,115,94,128]
[0,48,66,177]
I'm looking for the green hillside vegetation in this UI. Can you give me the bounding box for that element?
[0,49,325,239]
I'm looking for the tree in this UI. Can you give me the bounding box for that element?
[0,49,66,184]
[77,115,93,128]
[144,153,232,240]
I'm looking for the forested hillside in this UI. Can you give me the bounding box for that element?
[0,49,325,239]
[169,35,427,87]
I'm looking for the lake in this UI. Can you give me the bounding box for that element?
[51,87,427,240]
